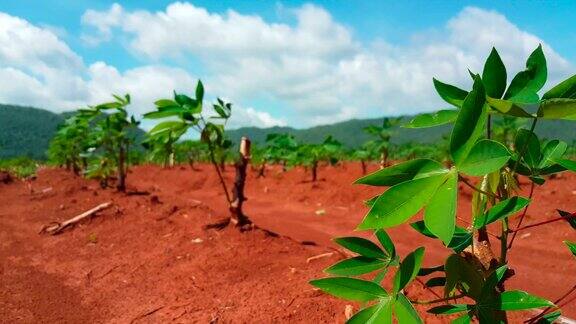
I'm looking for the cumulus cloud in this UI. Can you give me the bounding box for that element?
[80,3,572,126]
[0,11,284,129]
[0,3,572,130]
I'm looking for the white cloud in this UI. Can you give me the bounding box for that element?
[0,11,283,129]
[80,3,573,126]
[0,4,572,130]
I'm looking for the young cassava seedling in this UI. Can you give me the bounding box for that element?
[311,45,576,323]
[144,80,251,228]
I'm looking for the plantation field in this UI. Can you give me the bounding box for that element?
[1,162,574,323]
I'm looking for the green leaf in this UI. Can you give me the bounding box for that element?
[358,175,447,230]
[482,48,507,99]
[515,129,541,169]
[310,277,388,302]
[481,290,554,311]
[425,277,446,288]
[334,237,387,259]
[404,109,458,128]
[326,257,388,276]
[480,265,509,299]
[143,109,184,119]
[375,230,396,259]
[444,254,483,300]
[154,99,179,108]
[428,304,470,315]
[555,159,576,172]
[504,44,547,103]
[410,221,472,253]
[394,293,422,324]
[452,313,472,324]
[355,159,447,187]
[537,310,562,323]
[195,80,204,102]
[557,210,576,230]
[424,171,458,244]
[543,74,576,99]
[564,241,576,257]
[537,98,576,120]
[486,97,534,118]
[473,196,530,229]
[433,78,469,107]
[458,139,511,176]
[450,76,488,165]
[418,265,444,276]
[347,298,393,324]
[539,140,568,168]
[393,247,425,293]
[149,121,187,135]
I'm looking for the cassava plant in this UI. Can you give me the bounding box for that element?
[364,117,402,168]
[258,133,299,176]
[80,94,139,191]
[48,114,91,175]
[311,45,576,323]
[144,80,250,227]
[297,136,342,182]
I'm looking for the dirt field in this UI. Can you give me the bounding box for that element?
[1,162,575,323]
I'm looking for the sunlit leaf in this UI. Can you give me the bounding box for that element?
[355,159,447,187]
[358,175,447,230]
[424,171,458,244]
[473,196,530,229]
[404,109,458,128]
[482,47,507,99]
[310,277,388,302]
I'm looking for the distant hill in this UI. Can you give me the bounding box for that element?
[0,104,146,160]
[0,105,65,159]
[228,117,576,148]
[0,104,574,159]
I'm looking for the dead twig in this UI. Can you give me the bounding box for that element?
[306,252,333,263]
[40,202,112,235]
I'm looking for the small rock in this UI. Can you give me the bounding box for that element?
[345,305,354,320]
[315,209,326,216]
[191,238,203,244]
[520,233,531,239]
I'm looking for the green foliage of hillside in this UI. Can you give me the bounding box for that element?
[0,104,574,159]
[0,104,65,159]
[228,116,574,148]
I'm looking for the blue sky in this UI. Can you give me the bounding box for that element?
[0,1,574,128]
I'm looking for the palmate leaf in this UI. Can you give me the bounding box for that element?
[394,293,422,324]
[393,247,425,293]
[444,254,483,300]
[428,304,470,315]
[503,44,547,103]
[539,140,568,168]
[404,109,458,128]
[482,47,507,99]
[410,221,472,253]
[450,75,488,165]
[473,196,530,229]
[515,129,541,169]
[334,237,388,259]
[357,174,447,230]
[424,171,458,244]
[537,98,576,120]
[486,97,534,118]
[458,139,511,176]
[543,74,576,99]
[347,298,393,324]
[375,230,396,259]
[433,78,469,107]
[479,290,554,311]
[325,257,388,276]
[565,241,576,257]
[355,159,447,187]
[310,277,387,302]
[557,210,576,229]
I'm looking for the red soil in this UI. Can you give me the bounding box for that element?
[0,162,574,323]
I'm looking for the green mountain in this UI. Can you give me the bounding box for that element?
[0,104,574,159]
[228,117,576,148]
[0,104,65,159]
